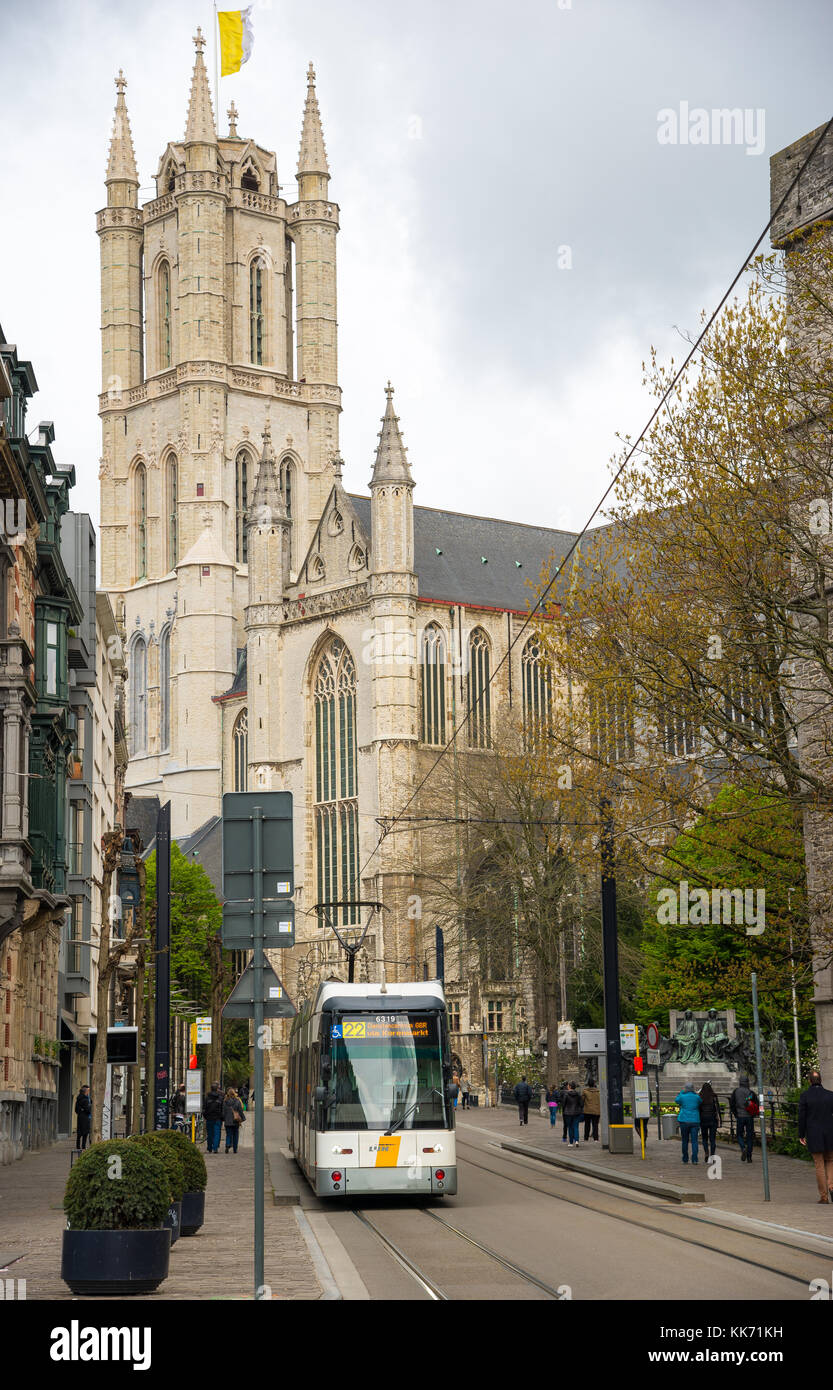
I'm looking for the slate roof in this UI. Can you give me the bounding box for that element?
[349,495,581,611]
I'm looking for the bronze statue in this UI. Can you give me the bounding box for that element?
[700,1009,731,1063]
[673,1009,702,1064]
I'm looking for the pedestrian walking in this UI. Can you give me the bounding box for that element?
[582,1081,601,1141]
[460,1074,470,1109]
[798,1070,833,1204]
[449,1076,460,1110]
[546,1085,559,1127]
[675,1084,702,1164]
[563,1082,584,1146]
[558,1080,570,1142]
[171,1082,186,1131]
[74,1085,92,1151]
[514,1075,533,1125]
[698,1082,722,1159]
[204,1081,224,1153]
[728,1073,757,1163]
[239,1082,250,1110]
[223,1086,246,1153]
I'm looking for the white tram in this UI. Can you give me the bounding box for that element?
[288,980,457,1197]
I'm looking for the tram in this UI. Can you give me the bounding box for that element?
[288,980,457,1197]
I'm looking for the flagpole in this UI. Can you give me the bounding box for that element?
[213,2,219,122]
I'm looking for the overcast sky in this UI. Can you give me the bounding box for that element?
[1,0,832,556]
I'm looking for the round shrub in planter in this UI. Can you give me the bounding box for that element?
[152,1130,207,1236]
[62,1140,171,1295]
[130,1133,187,1246]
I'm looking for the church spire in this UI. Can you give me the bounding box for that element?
[105,70,139,191]
[184,28,217,144]
[249,423,289,525]
[297,62,330,188]
[370,383,413,486]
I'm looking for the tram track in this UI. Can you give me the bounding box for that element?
[454,1137,822,1290]
[353,1205,565,1300]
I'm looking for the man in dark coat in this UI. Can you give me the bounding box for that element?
[74,1085,92,1150]
[798,1070,833,1203]
[513,1075,533,1126]
[729,1073,755,1162]
[203,1081,224,1153]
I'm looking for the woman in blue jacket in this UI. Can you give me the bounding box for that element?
[675,1085,702,1165]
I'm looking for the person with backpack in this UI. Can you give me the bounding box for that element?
[513,1075,533,1125]
[204,1081,224,1153]
[798,1070,833,1203]
[729,1073,757,1162]
[698,1081,723,1159]
[562,1082,584,1146]
[675,1084,702,1164]
[449,1076,460,1110]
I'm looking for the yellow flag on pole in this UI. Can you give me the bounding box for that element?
[218,7,254,77]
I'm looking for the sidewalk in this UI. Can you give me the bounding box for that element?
[0,1114,322,1300]
[459,1104,833,1240]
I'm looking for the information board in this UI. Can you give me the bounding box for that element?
[186,1070,202,1115]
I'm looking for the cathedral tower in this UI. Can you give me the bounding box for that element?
[98,35,340,831]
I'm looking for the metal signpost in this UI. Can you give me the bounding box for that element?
[646,1022,661,1140]
[154,803,172,1131]
[222,793,297,1301]
[751,971,771,1202]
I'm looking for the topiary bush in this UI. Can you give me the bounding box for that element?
[64,1140,170,1231]
[151,1129,207,1192]
[130,1133,187,1201]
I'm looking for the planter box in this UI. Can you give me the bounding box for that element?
[163,1199,182,1246]
[180,1189,205,1237]
[61,1228,170,1295]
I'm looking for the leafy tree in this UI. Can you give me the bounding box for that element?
[635,786,814,1050]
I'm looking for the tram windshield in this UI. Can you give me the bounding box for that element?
[326,1013,447,1130]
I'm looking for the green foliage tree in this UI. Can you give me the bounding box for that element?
[635,786,814,1048]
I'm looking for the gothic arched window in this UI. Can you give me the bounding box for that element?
[235,449,249,564]
[129,636,147,756]
[159,261,172,369]
[521,636,552,748]
[249,256,266,365]
[233,709,248,792]
[134,463,147,581]
[280,456,293,566]
[167,454,178,568]
[159,626,171,752]
[467,628,492,749]
[421,624,446,746]
[314,639,358,927]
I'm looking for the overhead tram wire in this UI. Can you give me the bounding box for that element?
[349,110,833,894]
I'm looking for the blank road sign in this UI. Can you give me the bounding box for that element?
[221,901,296,949]
[222,792,294,902]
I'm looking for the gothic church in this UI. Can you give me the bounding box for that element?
[99,33,576,1098]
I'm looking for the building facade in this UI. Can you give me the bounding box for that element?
[103,37,581,1104]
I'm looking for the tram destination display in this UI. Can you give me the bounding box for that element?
[331,1016,431,1042]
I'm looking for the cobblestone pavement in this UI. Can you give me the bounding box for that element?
[463,1104,833,1238]
[0,1114,322,1301]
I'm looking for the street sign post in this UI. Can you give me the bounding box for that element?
[196,1016,212,1045]
[646,1021,661,1139]
[185,1070,202,1114]
[221,792,297,1301]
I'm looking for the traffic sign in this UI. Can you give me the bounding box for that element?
[647,1048,661,1067]
[196,1016,212,1045]
[222,952,297,1020]
[222,900,296,950]
[646,1022,660,1051]
[620,1023,638,1052]
[222,792,294,902]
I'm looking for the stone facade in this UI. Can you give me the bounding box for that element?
[102,37,586,1108]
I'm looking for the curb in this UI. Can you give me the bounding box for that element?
[499,1139,706,1203]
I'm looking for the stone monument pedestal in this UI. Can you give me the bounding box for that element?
[662,1061,737,1097]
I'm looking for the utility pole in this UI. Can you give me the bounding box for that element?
[600,799,630,1152]
[153,802,171,1130]
[751,971,771,1202]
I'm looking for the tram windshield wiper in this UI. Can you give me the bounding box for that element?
[384,1089,445,1136]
